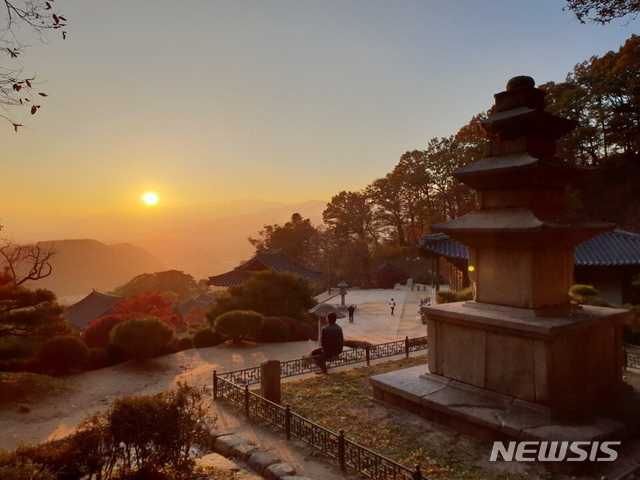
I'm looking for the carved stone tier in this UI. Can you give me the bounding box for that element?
[432,76,614,309]
[423,301,626,415]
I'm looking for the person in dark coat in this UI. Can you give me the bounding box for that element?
[310,312,343,373]
[347,304,355,323]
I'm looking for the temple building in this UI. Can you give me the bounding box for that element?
[207,249,324,292]
[65,290,124,330]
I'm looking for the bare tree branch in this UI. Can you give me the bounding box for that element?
[0,238,56,285]
[565,0,640,24]
[1,0,67,128]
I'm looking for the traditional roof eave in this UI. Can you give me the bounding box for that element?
[418,230,640,267]
[207,249,324,287]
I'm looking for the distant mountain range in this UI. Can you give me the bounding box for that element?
[13,199,327,304]
[31,239,167,305]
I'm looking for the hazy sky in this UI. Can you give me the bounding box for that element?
[2,1,638,224]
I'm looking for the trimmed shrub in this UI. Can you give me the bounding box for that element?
[109,317,175,360]
[176,337,194,351]
[280,316,315,341]
[213,310,263,344]
[436,287,473,304]
[192,328,224,348]
[38,335,89,374]
[569,284,599,304]
[82,314,126,349]
[256,317,291,343]
[87,347,110,370]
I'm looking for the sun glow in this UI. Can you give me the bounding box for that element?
[141,192,159,205]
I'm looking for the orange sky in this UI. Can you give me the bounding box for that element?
[2,1,637,241]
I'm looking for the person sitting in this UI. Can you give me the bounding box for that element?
[310,312,343,374]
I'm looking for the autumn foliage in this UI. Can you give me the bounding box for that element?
[111,292,180,329]
[82,291,180,355]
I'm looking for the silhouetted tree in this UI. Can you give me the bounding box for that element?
[112,270,206,302]
[248,213,321,266]
[565,0,640,24]
[0,237,67,338]
[206,270,316,321]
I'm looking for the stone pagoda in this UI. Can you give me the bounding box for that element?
[372,76,632,441]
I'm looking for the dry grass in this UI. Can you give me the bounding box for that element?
[280,355,571,480]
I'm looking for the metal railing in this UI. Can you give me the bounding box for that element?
[213,375,425,480]
[218,335,428,386]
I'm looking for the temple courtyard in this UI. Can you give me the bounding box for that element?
[1,286,639,479]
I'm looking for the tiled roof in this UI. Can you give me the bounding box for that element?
[417,233,469,259]
[65,290,124,329]
[574,230,640,266]
[418,230,640,266]
[207,250,324,287]
[206,271,254,287]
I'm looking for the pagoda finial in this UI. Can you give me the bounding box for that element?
[506,75,535,91]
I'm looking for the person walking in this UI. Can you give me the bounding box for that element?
[389,298,396,315]
[347,304,355,323]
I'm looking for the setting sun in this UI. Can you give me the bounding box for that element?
[141,192,159,206]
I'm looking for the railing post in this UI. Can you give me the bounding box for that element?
[338,429,345,471]
[213,371,218,400]
[365,344,371,366]
[413,464,422,480]
[285,404,291,440]
[244,385,250,417]
[405,336,410,358]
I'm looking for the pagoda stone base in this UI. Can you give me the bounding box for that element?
[370,365,631,444]
[422,302,628,416]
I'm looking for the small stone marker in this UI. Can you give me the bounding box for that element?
[260,360,281,404]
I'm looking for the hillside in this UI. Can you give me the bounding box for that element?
[31,239,167,304]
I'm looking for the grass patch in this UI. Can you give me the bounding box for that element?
[280,355,566,480]
[0,372,71,407]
